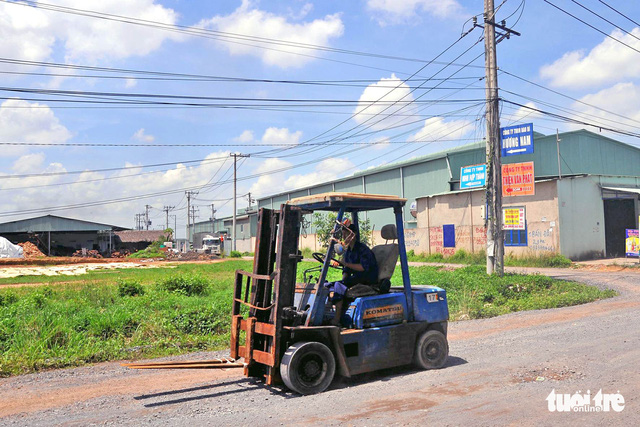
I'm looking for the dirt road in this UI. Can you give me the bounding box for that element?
[0,267,638,426]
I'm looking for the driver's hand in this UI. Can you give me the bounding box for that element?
[330,260,341,267]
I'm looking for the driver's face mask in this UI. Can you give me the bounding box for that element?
[334,243,344,255]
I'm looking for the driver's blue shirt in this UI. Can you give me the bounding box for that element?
[343,241,378,285]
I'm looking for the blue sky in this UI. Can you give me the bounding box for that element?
[1,0,639,237]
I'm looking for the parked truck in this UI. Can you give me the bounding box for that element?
[193,232,225,255]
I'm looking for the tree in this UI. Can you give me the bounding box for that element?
[312,213,372,249]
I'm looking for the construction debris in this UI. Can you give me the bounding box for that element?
[72,249,103,258]
[110,250,131,258]
[18,242,46,258]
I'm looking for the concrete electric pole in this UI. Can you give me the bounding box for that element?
[483,0,519,276]
[163,206,174,231]
[185,191,197,247]
[145,205,151,230]
[230,153,249,252]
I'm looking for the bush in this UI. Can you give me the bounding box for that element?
[158,275,210,296]
[117,280,145,297]
[229,251,242,258]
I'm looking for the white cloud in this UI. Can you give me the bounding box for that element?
[249,157,292,197]
[11,153,46,173]
[367,0,462,25]
[0,98,72,157]
[371,136,391,150]
[285,157,355,189]
[132,128,155,143]
[353,74,415,130]
[0,0,181,67]
[196,0,344,68]
[410,116,473,142]
[573,82,640,126]
[234,130,255,143]
[261,127,302,145]
[540,28,640,89]
[504,102,542,124]
[0,151,233,231]
[125,78,138,88]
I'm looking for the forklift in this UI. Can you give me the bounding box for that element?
[126,192,449,395]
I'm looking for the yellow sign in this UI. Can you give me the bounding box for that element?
[363,304,404,319]
[503,207,526,230]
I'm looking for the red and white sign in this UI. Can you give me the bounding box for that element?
[502,161,534,197]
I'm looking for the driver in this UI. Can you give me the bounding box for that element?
[326,223,378,326]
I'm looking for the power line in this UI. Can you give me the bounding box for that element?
[501,99,640,139]
[0,155,231,179]
[541,0,640,56]
[500,69,640,128]
[568,0,640,44]
[598,0,640,28]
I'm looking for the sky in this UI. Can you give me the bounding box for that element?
[1,0,640,238]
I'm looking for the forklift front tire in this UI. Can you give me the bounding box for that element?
[414,330,449,370]
[280,341,335,395]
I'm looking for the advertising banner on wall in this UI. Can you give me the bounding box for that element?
[625,229,639,257]
[501,123,534,157]
[503,207,526,230]
[502,161,535,197]
[460,164,486,189]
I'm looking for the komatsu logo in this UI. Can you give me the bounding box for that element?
[363,304,403,319]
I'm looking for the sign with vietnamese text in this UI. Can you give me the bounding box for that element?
[501,123,534,157]
[503,207,526,230]
[626,229,638,257]
[502,161,535,197]
[460,164,486,189]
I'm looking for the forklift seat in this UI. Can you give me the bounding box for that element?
[345,225,398,299]
[371,224,399,282]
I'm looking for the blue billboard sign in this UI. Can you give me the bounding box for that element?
[501,123,534,157]
[460,164,486,189]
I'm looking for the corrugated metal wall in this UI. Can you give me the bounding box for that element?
[251,129,640,237]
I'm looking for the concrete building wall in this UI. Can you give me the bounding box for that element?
[412,180,562,257]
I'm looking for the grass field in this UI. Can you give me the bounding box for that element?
[0,260,615,376]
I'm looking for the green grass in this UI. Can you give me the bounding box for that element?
[407,249,573,268]
[0,259,614,377]
[398,265,615,320]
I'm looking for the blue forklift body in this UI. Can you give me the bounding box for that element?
[287,193,450,377]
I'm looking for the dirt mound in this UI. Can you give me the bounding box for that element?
[18,242,46,258]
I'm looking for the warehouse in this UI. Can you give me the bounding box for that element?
[255,129,640,260]
[0,215,128,256]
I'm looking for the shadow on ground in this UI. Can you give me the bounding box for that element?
[134,355,467,406]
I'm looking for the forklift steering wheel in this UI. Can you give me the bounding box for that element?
[312,252,343,269]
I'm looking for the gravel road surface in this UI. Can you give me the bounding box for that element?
[1,267,638,426]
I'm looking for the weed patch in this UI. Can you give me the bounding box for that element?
[0,259,614,376]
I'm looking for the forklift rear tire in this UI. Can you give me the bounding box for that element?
[280,341,335,395]
[414,330,449,370]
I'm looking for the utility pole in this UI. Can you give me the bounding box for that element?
[145,205,151,230]
[247,192,254,210]
[481,1,520,276]
[170,214,177,240]
[185,191,197,246]
[556,129,562,179]
[210,204,216,232]
[483,0,502,276]
[163,206,174,232]
[230,153,250,251]
[190,205,199,227]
